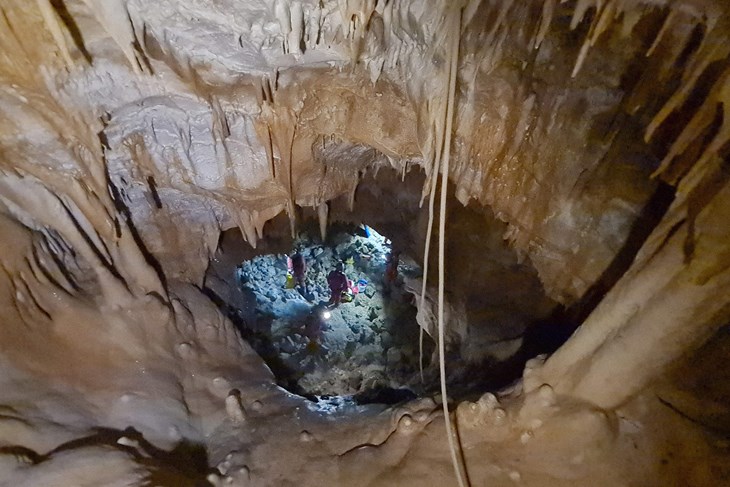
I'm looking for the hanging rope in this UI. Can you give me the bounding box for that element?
[438,6,469,487]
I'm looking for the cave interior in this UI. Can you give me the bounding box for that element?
[0,0,730,486]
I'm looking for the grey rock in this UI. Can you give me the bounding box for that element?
[386,348,402,364]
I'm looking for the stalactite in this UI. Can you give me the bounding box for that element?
[650,71,727,185]
[571,13,597,77]
[253,210,264,240]
[286,199,296,238]
[275,0,292,54]
[272,110,297,231]
[591,0,616,47]
[0,7,34,81]
[58,167,165,299]
[381,0,393,45]
[570,0,594,31]
[646,9,676,57]
[257,102,298,222]
[347,178,358,211]
[290,2,304,55]
[674,71,730,193]
[81,0,145,75]
[620,5,642,38]
[570,0,683,78]
[569,0,636,78]
[485,0,514,51]
[306,2,322,49]
[462,0,483,30]
[367,57,385,84]
[26,248,54,292]
[417,115,437,200]
[317,201,328,241]
[646,37,730,142]
[532,0,556,50]
[503,93,536,164]
[337,0,377,62]
[623,10,698,114]
[234,209,258,248]
[205,222,221,263]
[225,391,247,423]
[475,0,513,74]
[210,96,230,140]
[34,0,75,69]
[254,109,277,179]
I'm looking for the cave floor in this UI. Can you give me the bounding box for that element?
[212,226,430,400]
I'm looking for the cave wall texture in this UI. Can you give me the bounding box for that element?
[0,0,729,485]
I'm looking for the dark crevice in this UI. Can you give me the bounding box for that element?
[43,231,85,289]
[49,0,92,63]
[657,396,730,438]
[0,428,210,485]
[113,216,122,238]
[57,197,126,284]
[0,446,41,464]
[35,233,82,292]
[47,427,210,486]
[133,38,154,74]
[147,175,163,209]
[673,23,706,73]
[31,246,66,293]
[106,169,169,294]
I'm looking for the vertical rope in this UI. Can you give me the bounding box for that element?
[419,125,445,382]
[438,6,469,487]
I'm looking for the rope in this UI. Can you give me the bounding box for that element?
[438,6,469,487]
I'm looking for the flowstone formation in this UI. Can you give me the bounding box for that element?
[234,227,426,399]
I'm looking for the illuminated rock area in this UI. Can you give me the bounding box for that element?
[208,225,428,399]
[0,0,729,485]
